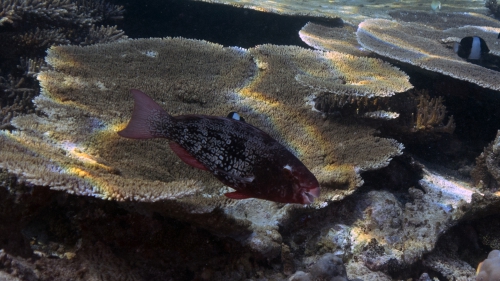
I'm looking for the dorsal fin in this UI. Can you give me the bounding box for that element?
[227,112,245,123]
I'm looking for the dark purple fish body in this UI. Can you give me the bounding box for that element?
[118,89,320,204]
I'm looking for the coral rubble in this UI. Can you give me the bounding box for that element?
[282,161,483,280]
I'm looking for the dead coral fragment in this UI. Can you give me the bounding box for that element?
[471,130,500,190]
[363,110,400,120]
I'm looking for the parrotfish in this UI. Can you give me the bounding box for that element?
[118,89,320,204]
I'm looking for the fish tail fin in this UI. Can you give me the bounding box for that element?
[118,89,173,139]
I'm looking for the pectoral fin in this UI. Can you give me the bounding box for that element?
[214,169,255,186]
[224,191,253,199]
[169,142,208,170]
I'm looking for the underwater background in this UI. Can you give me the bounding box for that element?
[1,0,500,280]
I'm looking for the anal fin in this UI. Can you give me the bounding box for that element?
[224,191,253,200]
[169,142,208,170]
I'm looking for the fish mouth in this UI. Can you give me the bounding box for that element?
[302,186,320,204]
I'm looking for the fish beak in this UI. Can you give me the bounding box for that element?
[302,186,320,204]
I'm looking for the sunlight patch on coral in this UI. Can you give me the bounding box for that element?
[421,168,477,205]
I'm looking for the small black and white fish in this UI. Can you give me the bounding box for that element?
[118,89,320,204]
[454,36,490,61]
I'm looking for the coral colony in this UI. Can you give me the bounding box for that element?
[0,0,500,279]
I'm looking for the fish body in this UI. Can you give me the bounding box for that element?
[454,36,489,61]
[118,89,320,204]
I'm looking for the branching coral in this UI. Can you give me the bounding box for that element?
[0,58,44,129]
[80,25,127,46]
[375,90,455,139]
[0,0,126,136]
[0,0,127,136]
[14,28,71,49]
[0,0,123,27]
[0,0,126,75]
[413,93,455,134]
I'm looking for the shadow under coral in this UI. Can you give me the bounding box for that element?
[0,177,269,281]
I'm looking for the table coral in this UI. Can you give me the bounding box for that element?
[6,37,257,202]
[245,44,407,201]
[297,21,416,121]
[356,16,500,91]
[0,37,409,257]
[1,38,406,205]
[192,0,487,25]
[299,22,367,57]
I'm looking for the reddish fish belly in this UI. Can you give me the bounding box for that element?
[118,89,320,204]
